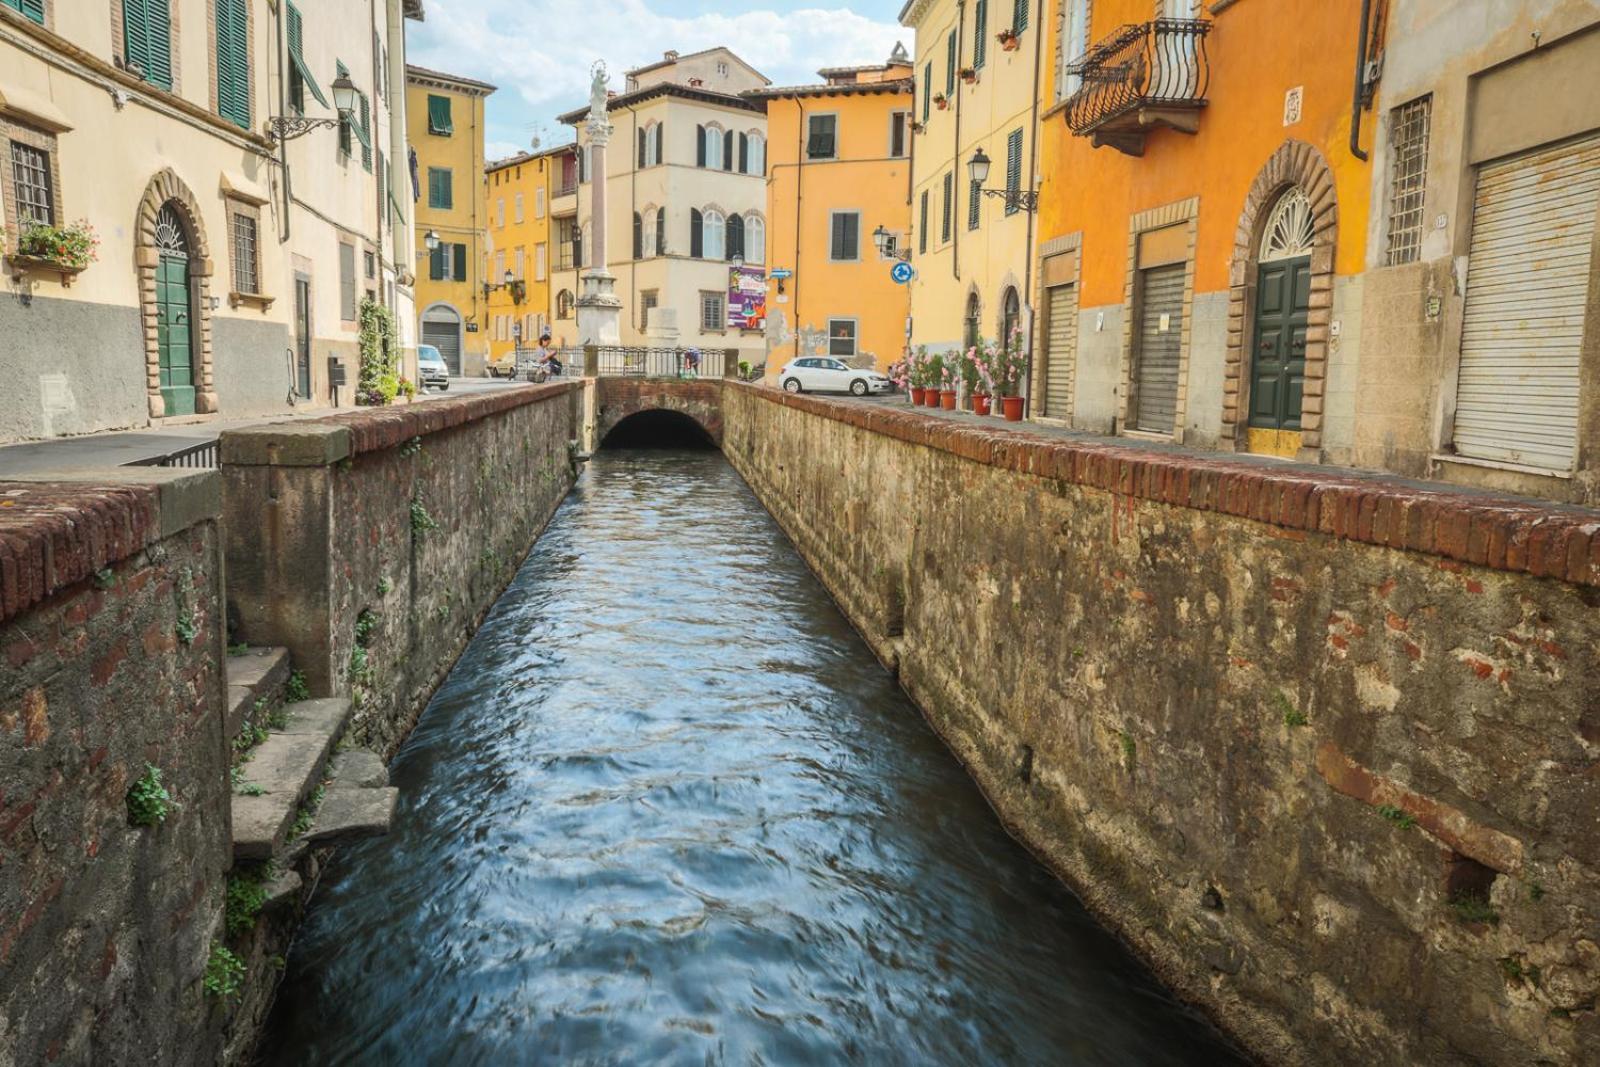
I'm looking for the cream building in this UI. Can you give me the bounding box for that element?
[557,47,770,360]
[0,0,420,443]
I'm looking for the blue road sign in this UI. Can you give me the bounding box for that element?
[890,261,915,284]
[770,267,793,280]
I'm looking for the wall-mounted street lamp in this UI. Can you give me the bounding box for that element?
[423,230,441,252]
[968,147,1038,213]
[872,225,910,261]
[730,254,745,271]
[265,74,359,144]
[484,268,525,304]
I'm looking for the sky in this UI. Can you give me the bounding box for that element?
[408,0,909,162]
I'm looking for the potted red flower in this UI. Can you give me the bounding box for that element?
[933,93,949,111]
[959,67,977,84]
[998,29,1020,51]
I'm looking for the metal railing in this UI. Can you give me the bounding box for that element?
[127,438,219,469]
[1063,18,1212,137]
[589,346,729,380]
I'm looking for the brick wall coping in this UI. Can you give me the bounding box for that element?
[0,468,221,625]
[739,385,1600,588]
[220,381,581,466]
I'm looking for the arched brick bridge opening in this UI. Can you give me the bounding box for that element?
[595,379,724,449]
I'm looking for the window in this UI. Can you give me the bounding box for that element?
[1055,0,1089,100]
[723,129,735,172]
[229,206,259,294]
[1013,0,1029,34]
[514,192,524,223]
[357,90,373,171]
[726,213,744,260]
[717,61,729,76]
[1385,95,1432,266]
[1001,287,1021,346]
[968,178,981,230]
[641,289,658,328]
[639,122,663,168]
[535,188,546,218]
[745,215,765,264]
[122,0,174,91]
[285,3,326,114]
[9,139,55,226]
[690,208,704,257]
[427,93,453,135]
[700,291,726,332]
[339,242,357,321]
[428,167,453,209]
[496,198,505,228]
[1,1,45,25]
[655,208,667,256]
[704,208,726,260]
[946,29,957,96]
[973,0,988,69]
[830,211,860,261]
[494,249,506,281]
[556,289,574,319]
[941,172,953,242]
[807,114,837,159]
[364,249,376,280]
[1004,127,1023,216]
[215,0,251,129]
[556,217,577,269]
[534,242,547,280]
[699,125,724,169]
[890,112,909,158]
[427,242,467,281]
[745,131,766,175]
[633,211,644,259]
[336,63,353,156]
[922,62,932,122]
[919,190,929,254]
[828,319,857,358]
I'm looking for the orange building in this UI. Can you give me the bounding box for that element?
[1032,0,1375,461]
[751,47,915,373]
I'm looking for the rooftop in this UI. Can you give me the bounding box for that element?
[557,81,761,124]
[487,142,578,173]
[405,64,497,95]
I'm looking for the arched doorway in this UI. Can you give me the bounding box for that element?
[999,287,1021,350]
[153,204,198,415]
[421,304,463,375]
[964,291,981,351]
[1246,189,1315,453]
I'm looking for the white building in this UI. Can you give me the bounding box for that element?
[557,47,769,360]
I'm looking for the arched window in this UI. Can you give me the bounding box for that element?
[964,291,981,350]
[1260,188,1315,262]
[690,208,704,257]
[702,124,724,169]
[747,131,766,175]
[556,289,574,319]
[632,212,643,259]
[638,122,662,168]
[745,215,765,263]
[641,208,657,257]
[655,208,667,256]
[1000,287,1021,348]
[726,213,745,261]
[703,208,726,260]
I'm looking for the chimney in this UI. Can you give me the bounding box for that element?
[664,50,679,61]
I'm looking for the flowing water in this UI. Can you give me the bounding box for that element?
[261,448,1244,1066]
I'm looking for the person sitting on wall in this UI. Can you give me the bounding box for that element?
[530,332,561,381]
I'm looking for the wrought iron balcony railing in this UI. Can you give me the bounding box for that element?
[1062,18,1212,156]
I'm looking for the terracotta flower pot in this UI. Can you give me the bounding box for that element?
[974,393,991,416]
[940,390,957,410]
[1001,395,1024,421]
[923,390,941,408]
[910,387,926,405]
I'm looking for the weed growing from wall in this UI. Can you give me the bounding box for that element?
[126,764,173,826]
[1376,804,1417,830]
[284,669,309,703]
[175,611,197,645]
[410,497,438,536]
[1275,691,1309,727]
[203,944,246,999]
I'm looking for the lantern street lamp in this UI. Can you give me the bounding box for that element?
[265,74,361,144]
[967,147,1037,213]
[872,224,910,261]
[423,230,441,252]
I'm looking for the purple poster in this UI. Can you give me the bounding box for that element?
[728,266,767,331]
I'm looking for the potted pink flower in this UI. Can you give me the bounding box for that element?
[972,327,1028,420]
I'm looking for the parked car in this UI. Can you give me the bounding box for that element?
[778,357,893,396]
[417,345,450,391]
[487,350,519,378]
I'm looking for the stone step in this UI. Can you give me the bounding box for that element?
[231,698,352,862]
[302,787,398,847]
[328,747,388,789]
[225,646,291,740]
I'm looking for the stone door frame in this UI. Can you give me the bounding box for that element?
[137,169,217,419]
[1222,140,1338,456]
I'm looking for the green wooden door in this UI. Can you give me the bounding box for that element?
[1248,255,1310,430]
[154,205,196,415]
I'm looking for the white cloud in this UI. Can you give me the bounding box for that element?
[410,0,905,155]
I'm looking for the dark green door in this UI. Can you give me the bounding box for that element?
[155,204,196,415]
[1249,255,1310,430]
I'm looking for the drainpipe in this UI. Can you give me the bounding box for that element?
[793,96,805,340]
[1020,0,1045,416]
[952,0,966,282]
[386,0,410,286]
[275,5,291,241]
[1349,0,1372,160]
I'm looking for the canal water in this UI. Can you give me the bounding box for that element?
[261,448,1243,1066]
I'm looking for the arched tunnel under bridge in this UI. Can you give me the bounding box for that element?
[601,409,717,449]
[594,378,726,449]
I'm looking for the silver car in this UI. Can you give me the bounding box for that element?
[417,344,450,391]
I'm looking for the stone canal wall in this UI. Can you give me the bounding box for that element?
[0,470,230,1065]
[221,382,583,757]
[722,384,1600,1066]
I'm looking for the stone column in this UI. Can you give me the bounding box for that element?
[576,62,622,352]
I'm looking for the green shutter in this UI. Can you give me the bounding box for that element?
[430,244,444,280]
[945,30,956,95]
[1014,0,1028,33]
[215,0,250,129]
[452,244,467,282]
[2,0,46,25]
[973,0,987,70]
[1005,128,1023,215]
[123,0,174,91]
[427,94,453,135]
[286,3,330,108]
[428,168,452,209]
[921,62,931,121]
[355,92,373,169]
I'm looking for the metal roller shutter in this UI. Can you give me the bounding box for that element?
[422,321,461,376]
[1454,134,1600,471]
[1134,263,1185,433]
[1043,284,1076,418]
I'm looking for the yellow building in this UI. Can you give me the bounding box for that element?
[484,142,575,367]
[752,47,914,374]
[408,64,493,376]
[901,0,1044,365]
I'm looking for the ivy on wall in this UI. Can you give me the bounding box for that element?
[357,298,400,406]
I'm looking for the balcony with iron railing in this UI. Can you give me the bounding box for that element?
[1062,18,1212,157]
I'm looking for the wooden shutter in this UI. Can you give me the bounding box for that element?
[214,0,250,127]
[359,93,373,170]
[637,128,646,168]
[4,0,46,24]
[696,126,706,167]
[728,214,744,259]
[1043,284,1076,418]
[123,0,173,91]
[941,173,952,241]
[946,30,956,95]
[973,0,987,69]
[1014,0,1029,33]
[339,243,357,319]
[739,133,749,174]
[427,94,452,134]
[452,244,467,282]
[723,129,734,171]
[919,191,928,254]
[1004,128,1023,214]
[1454,134,1600,470]
[968,180,981,230]
[633,213,643,259]
[690,208,703,257]
[655,210,666,255]
[1134,263,1185,433]
[922,63,931,121]
[429,244,444,280]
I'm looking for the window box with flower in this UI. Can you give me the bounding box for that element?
[997,29,1020,51]
[959,67,977,84]
[933,93,950,111]
[4,219,100,286]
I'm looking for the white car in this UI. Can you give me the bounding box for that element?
[778,357,893,396]
[416,345,450,391]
